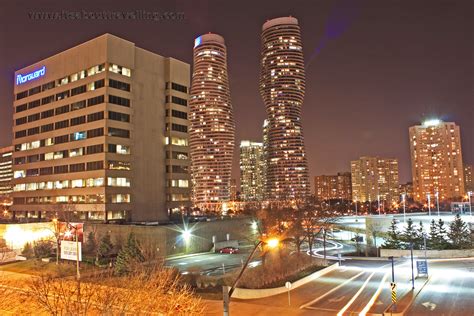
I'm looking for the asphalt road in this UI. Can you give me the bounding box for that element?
[232,258,467,316]
[165,252,254,276]
[406,259,474,316]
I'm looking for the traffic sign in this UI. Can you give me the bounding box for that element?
[417,260,428,275]
[390,282,397,303]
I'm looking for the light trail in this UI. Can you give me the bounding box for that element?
[359,272,389,316]
[300,269,365,309]
[337,271,375,316]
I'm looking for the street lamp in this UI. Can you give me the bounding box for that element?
[427,193,431,217]
[402,194,406,224]
[377,195,381,216]
[468,191,472,217]
[223,237,280,316]
[435,191,440,217]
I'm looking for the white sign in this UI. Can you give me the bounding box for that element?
[60,241,82,261]
[285,281,292,289]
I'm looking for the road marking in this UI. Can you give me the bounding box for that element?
[359,272,389,316]
[422,301,437,311]
[300,269,365,309]
[337,271,376,316]
[329,296,346,303]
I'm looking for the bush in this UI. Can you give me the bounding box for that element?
[238,254,325,289]
[33,240,53,259]
[22,243,34,258]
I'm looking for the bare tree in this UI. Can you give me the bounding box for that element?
[24,263,204,315]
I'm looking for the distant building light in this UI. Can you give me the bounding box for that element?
[422,119,441,127]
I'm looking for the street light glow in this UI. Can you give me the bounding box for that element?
[182,229,191,242]
[266,238,279,249]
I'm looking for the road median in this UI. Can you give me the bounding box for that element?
[383,276,430,316]
[232,262,339,299]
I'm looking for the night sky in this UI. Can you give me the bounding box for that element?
[0,0,472,188]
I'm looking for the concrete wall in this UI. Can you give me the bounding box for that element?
[84,217,254,257]
[380,248,474,258]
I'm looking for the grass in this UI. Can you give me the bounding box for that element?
[0,259,97,277]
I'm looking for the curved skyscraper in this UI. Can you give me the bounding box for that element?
[260,17,309,201]
[189,34,235,209]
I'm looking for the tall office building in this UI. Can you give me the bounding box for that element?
[240,140,265,202]
[189,34,235,209]
[11,34,191,222]
[260,17,309,201]
[229,179,238,201]
[351,157,399,204]
[314,172,352,201]
[399,182,414,200]
[464,164,473,193]
[409,119,465,201]
[0,146,14,202]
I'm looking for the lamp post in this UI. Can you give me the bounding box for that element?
[427,193,431,217]
[377,195,381,216]
[355,200,358,218]
[402,194,406,224]
[410,242,415,290]
[223,237,280,316]
[435,191,440,217]
[469,191,472,217]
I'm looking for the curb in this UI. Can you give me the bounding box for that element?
[383,276,431,316]
[232,262,339,300]
[165,251,212,261]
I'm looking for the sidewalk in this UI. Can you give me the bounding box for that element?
[383,276,430,316]
[203,299,310,316]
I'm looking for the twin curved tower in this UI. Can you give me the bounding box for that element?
[260,17,310,201]
[190,17,309,208]
[189,34,235,209]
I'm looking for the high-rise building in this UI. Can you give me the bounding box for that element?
[0,146,14,201]
[399,182,414,200]
[351,157,399,204]
[314,172,352,201]
[464,164,473,193]
[262,119,270,200]
[240,140,265,202]
[409,119,465,201]
[260,17,309,201]
[189,34,235,209]
[11,34,191,222]
[229,179,238,201]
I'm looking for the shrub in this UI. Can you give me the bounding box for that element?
[33,240,53,259]
[22,243,34,258]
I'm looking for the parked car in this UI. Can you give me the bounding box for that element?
[218,247,239,254]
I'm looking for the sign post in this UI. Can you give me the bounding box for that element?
[285,281,292,306]
[391,282,397,304]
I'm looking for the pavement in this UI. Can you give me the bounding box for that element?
[405,259,474,316]
[203,258,474,316]
[165,251,256,276]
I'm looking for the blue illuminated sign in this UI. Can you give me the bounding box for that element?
[16,66,46,85]
[194,36,202,48]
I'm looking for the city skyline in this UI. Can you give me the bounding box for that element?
[0,0,472,187]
